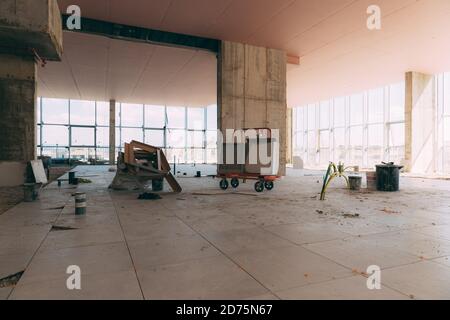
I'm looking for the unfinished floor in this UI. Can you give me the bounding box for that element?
[1,166,450,300]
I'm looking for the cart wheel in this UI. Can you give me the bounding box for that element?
[220,179,229,190]
[231,178,239,189]
[254,181,265,193]
[265,181,274,191]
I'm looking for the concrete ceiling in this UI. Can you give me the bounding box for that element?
[40,0,450,107]
[38,32,217,107]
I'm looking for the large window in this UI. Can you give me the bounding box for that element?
[293,82,406,169]
[115,103,217,164]
[436,73,450,173]
[38,99,218,164]
[38,99,110,164]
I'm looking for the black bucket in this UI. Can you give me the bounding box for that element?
[376,163,403,192]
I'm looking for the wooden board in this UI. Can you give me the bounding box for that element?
[30,160,48,184]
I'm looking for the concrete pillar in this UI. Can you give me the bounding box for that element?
[0,0,62,187]
[218,41,287,175]
[109,99,116,165]
[405,71,436,174]
[0,54,37,187]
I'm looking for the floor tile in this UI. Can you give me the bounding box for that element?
[138,256,267,300]
[129,234,220,268]
[382,261,450,300]
[10,270,143,300]
[277,275,409,300]
[231,246,352,292]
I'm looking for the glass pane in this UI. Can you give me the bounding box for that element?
[37,97,41,123]
[295,107,305,132]
[350,94,364,125]
[207,148,217,164]
[167,129,185,148]
[71,127,95,146]
[389,83,405,122]
[121,103,143,127]
[70,100,95,125]
[334,97,346,127]
[42,147,69,159]
[96,127,109,147]
[121,128,143,145]
[368,124,384,167]
[389,123,405,147]
[368,88,384,123]
[188,108,205,130]
[70,148,96,164]
[294,131,304,151]
[307,104,316,130]
[207,131,217,148]
[144,129,164,147]
[207,105,217,130]
[349,126,363,166]
[145,105,165,128]
[334,127,346,162]
[320,130,330,148]
[97,101,110,126]
[115,128,121,148]
[36,125,41,146]
[187,131,204,148]
[42,98,69,124]
[42,125,68,146]
[444,73,450,116]
[319,101,330,129]
[187,149,204,163]
[166,148,186,164]
[167,106,186,129]
[96,148,109,163]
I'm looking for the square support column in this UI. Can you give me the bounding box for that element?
[0,54,37,187]
[405,71,436,174]
[109,99,116,165]
[217,41,287,176]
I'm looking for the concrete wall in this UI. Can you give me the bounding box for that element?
[218,41,287,175]
[0,54,37,187]
[405,71,436,174]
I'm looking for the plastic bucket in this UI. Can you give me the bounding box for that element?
[376,164,403,192]
[348,176,362,191]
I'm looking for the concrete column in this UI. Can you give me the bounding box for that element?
[109,99,116,165]
[404,71,436,174]
[218,41,287,176]
[0,54,37,187]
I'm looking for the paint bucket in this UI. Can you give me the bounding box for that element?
[348,175,362,191]
[69,172,77,185]
[23,183,37,202]
[376,163,403,192]
[74,192,87,215]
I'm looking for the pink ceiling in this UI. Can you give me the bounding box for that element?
[45,0,450,107]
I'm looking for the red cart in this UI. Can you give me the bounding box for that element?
[217,128,280,193]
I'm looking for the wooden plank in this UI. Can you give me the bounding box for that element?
[165,172,182,193]
[130,140,159,153]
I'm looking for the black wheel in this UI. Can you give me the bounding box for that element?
[231,178,240,189]
[255,181,265,193]
[265,181,274,191]
[220,179,229,190]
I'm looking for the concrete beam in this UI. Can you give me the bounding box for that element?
[0,0,63,60]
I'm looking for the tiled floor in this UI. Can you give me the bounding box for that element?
[1,166,450,300]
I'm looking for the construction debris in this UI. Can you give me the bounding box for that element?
[110,141,182,193]
[342,213,360,219]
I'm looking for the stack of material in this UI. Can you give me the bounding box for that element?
[109,141,182,193]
